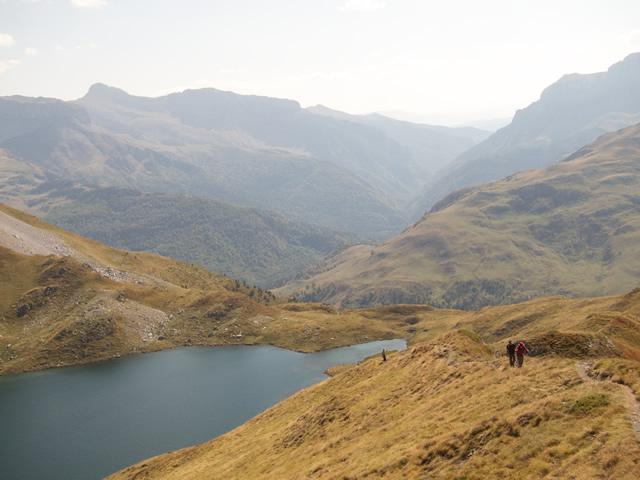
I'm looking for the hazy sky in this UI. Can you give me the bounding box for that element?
[2,0,640,125]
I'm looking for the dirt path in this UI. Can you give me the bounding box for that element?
[576,362,640,439]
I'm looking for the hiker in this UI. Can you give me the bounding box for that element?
[515,341,529,368]
[381,348,387,362]
[506,340,516,367]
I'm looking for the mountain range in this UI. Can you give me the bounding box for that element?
[0,89,403,238]
[0,84,490,287]
[1,54,640,307]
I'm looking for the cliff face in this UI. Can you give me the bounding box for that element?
[512,52,640,139]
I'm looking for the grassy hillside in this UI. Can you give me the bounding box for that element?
[279,123,640,310]
[3,202,640,478]
[0,204,406,376]
[107,289,640,479]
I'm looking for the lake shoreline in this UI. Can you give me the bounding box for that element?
[0,335,408,378]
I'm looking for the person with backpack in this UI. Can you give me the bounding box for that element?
[515,341,529,367]
[506,340,516,367]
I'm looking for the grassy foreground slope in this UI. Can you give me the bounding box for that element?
[280,123,640,310]
[108,288,640,479]
[0,203,405,375]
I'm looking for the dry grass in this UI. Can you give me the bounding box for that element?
[3,203,640,477]
[108,331,640,480]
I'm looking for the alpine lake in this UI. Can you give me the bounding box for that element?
[0,339,406,480]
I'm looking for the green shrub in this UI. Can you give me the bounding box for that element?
[569,394,610,415]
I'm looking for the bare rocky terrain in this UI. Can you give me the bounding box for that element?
[0,210,163,286]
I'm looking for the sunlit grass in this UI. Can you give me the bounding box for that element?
[108,333,640,479]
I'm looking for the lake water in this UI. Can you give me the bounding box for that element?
[0,339,405,480]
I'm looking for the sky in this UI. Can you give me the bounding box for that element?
[1,0,640,126]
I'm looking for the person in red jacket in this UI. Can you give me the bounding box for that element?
[515,341,529,368]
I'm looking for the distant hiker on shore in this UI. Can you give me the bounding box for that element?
[382,348,387,362]
[515,341,529,368]
[506,340,516,367]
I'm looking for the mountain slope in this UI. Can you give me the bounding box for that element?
[412,52,640,216]
[0,93,407,238]
[10,181,366,288]
[107,290,640,479]
[0,204,406,376]
[278,122,640,309]
[307,104,490,175]
[78,84,479,203]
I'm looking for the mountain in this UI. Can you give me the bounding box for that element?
[107,290,640,479]
[0,94,90,143]
[78,84,487,205]
[0,145,369,289]
[456,116,513,131]
[0,91,408,238]
[411,52,640,217]
[0,87,484,291]
[17,180,366,288]
[307,104,490,174]
[0,203,406,376]
[277,122,640,310]
[378,110,513,131]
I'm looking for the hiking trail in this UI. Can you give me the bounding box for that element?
[576,362,640,439]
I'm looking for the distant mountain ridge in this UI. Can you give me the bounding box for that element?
[411,52,640,216]
[0,95,89,143]
[0,84,488,241]
[307,104,490,174]
[0,91,406,237]
[77,83,485,206]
